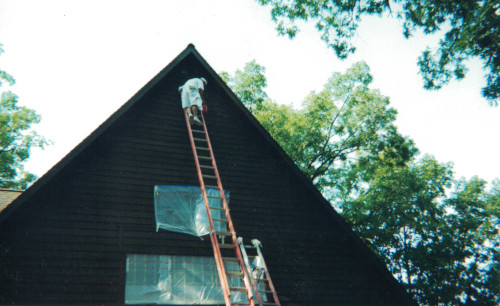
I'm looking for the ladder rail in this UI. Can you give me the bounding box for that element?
[238,237,264,306]
[252,239,281,306]
[199,111,256,305]
[199,111,236,238]
[184,110,232,306]
[185,109,256,306]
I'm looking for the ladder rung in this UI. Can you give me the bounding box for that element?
[227,271,244,277]
[222,257,240,262]
[186,115,279,306]
[209,206,225,211]
[219,243,236,249]
[229,287,247,292]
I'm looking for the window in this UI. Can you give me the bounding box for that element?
[154,186,229,237]
[125,254,247,305]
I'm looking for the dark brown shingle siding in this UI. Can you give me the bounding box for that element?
[0,46,415,305]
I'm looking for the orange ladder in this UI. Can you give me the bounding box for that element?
[184,109,256,306]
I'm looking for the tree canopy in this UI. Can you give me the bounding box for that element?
[0,44,48,189]
[220,60,269,113]
[256,0,500,105]
[222,60,416,198]
[221,60,500,304]
[344,156,499,305]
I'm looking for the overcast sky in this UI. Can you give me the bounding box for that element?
[0,0,498,184]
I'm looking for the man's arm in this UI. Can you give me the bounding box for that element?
[198,88,206,105]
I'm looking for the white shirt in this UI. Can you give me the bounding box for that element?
[179,78,204,108]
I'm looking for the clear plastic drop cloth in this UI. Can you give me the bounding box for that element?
[154,185,230,237]
[125,254,248,305]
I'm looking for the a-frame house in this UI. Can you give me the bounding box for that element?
[0,44,415,305]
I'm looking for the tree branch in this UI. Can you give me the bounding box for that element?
[306,94,350,170]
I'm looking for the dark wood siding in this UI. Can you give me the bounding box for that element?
[0,50,414,305]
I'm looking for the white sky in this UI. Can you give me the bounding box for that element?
[0,0,498,184]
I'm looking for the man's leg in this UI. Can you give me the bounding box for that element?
[191,105,199,117]
[184,107,194,125]
[191,105,203,125]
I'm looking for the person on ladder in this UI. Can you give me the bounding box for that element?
[179,77,207,125]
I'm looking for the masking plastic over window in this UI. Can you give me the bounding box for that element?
[154,185,229,237]
[125,254,249,305]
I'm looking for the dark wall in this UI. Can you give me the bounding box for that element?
[0,54,414,305]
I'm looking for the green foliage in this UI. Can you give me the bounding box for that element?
[221,60,500,304]
[345,156,500,305]
[255,62,417,201]
[257,0,500,105]
[0,45,48,189]
[220,60,269,113]
[437,177,500,305]
[343,155,453,303]
[0,45,15,87]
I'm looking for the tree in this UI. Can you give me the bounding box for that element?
[256,0,500,105]
[435,177,500,305]
[0,44,48,189]
[343,155,499,305]
[341,155,455,303]
[221,60,499,304]
[258,62,416,201]
[220,60,269,113]
[222,61,416,197]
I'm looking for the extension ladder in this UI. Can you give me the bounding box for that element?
[238,238,281,306]
[184,109,255,306]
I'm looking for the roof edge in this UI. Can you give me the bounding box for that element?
[0,44,415,303]
[189,47,414,303]
[0,44,196,224]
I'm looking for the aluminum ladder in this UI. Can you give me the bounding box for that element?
[238,238,281,306]
[184,109,256,306]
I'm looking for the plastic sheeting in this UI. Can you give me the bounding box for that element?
[154,186,229,237]
[125,254,248,305]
